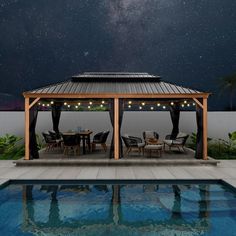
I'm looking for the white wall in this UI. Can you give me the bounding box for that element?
[0,111,236,140]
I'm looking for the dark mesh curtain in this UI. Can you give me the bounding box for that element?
[51,102,62,139]
[169,103,180,139]
[195,102,203,159]
[119,99,124,158]
[109,99,124,158]
[109,99,114,158]
[29,105,39,159]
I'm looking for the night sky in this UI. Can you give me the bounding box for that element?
[0,0,236,110]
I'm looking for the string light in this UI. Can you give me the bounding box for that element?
[89,101,93,105]
[181,104,185,107]
[67,105,70,108]
[102,100,105,104]
[128,101,132,104]
[187,103,190,107]
[184,100,187,104]
[163,106,166,109]
[75,105,78,109]
[88,106,91,109]
[150,107,154,110]
[193,102,196,106]
[100,104,103,107]
[78,102,81,106]
[47,104,50,107]
[157,103,161,107]
[141,102,145,106]
[128,105,131,108]
[38,102,41,105]
[139,106,142,110]
[64,102,67,106]
[50,101,54,105]
[170,102,174,106]
[42,104,45,107]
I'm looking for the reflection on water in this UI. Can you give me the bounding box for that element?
[0,183,236,235]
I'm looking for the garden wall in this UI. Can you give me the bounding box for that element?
[0,111,236,141]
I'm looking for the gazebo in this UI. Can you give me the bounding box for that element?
[23,72,210,161]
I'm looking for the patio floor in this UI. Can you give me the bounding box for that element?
[14,146,219,166]
[0,160,236,189]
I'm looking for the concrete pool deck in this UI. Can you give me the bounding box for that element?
[0,160,236,188]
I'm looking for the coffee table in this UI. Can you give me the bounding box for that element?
[144,143,163,157]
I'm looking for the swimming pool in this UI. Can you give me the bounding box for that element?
[0,180,235,236]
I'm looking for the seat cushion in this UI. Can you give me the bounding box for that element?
[145,144,162,150]
[172,140,182,145]
[137,142,145,147]
[163,140,173,145]
[177,132,187,138]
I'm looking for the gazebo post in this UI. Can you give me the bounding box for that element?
[114,98,119,160]
[25,97,30,160]
[194,97,208,160]
[24,96,40,160]
[203,98,208,160]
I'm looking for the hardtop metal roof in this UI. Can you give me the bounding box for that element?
[24,72,206,97]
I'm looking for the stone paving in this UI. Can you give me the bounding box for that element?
[0,159,236,188]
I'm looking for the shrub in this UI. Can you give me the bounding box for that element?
[0,134,25,160]
[187,131,236,159]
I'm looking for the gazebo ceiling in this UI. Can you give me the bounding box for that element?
[23,72,209,98]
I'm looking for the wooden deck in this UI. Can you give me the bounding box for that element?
[15,146,219,166]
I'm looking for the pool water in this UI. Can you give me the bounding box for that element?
[0,180,236,236]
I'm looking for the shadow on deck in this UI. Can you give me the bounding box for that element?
[14,146,219,166]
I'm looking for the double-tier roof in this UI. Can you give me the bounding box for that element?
[23,72,208,99]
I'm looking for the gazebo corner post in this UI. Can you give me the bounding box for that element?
[24,97,30,160]
[114,98,119,160]
[203,98,208,160]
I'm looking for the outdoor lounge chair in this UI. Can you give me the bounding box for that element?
[92,131,110,152]
[49,130,63,140]
[42,132,60,151]
[163,132,189,152]
[62,134,80,156]
[122,135,145,156]
[143,131,159,144]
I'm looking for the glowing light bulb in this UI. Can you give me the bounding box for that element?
[157,103,161,107]
[75,105,78,109]
[187,103,190,107]
[184,100,187,104]
[47,104,50,107]
[78,102,81,106]
[67,105,70,108]
[163,106,166,109]
[64,102,67,106]
[42,104,45,107]
[150,107,154,110]
[102,100,105,104]
[181,104,185,107]
[128,105,131,108]
[141,102,145,106]
[193,102,196,106]
[139,106,142,110]
[50,101,54,105]
[89,101,93,105]
[170,102,174,106]
[88,106,91,109]
[100,104,103,107]
[38,102,41,105]
[128,101,132,104]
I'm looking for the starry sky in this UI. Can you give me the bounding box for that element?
[0,0,236,110]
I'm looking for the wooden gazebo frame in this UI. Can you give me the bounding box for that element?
[23,72,210,160]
